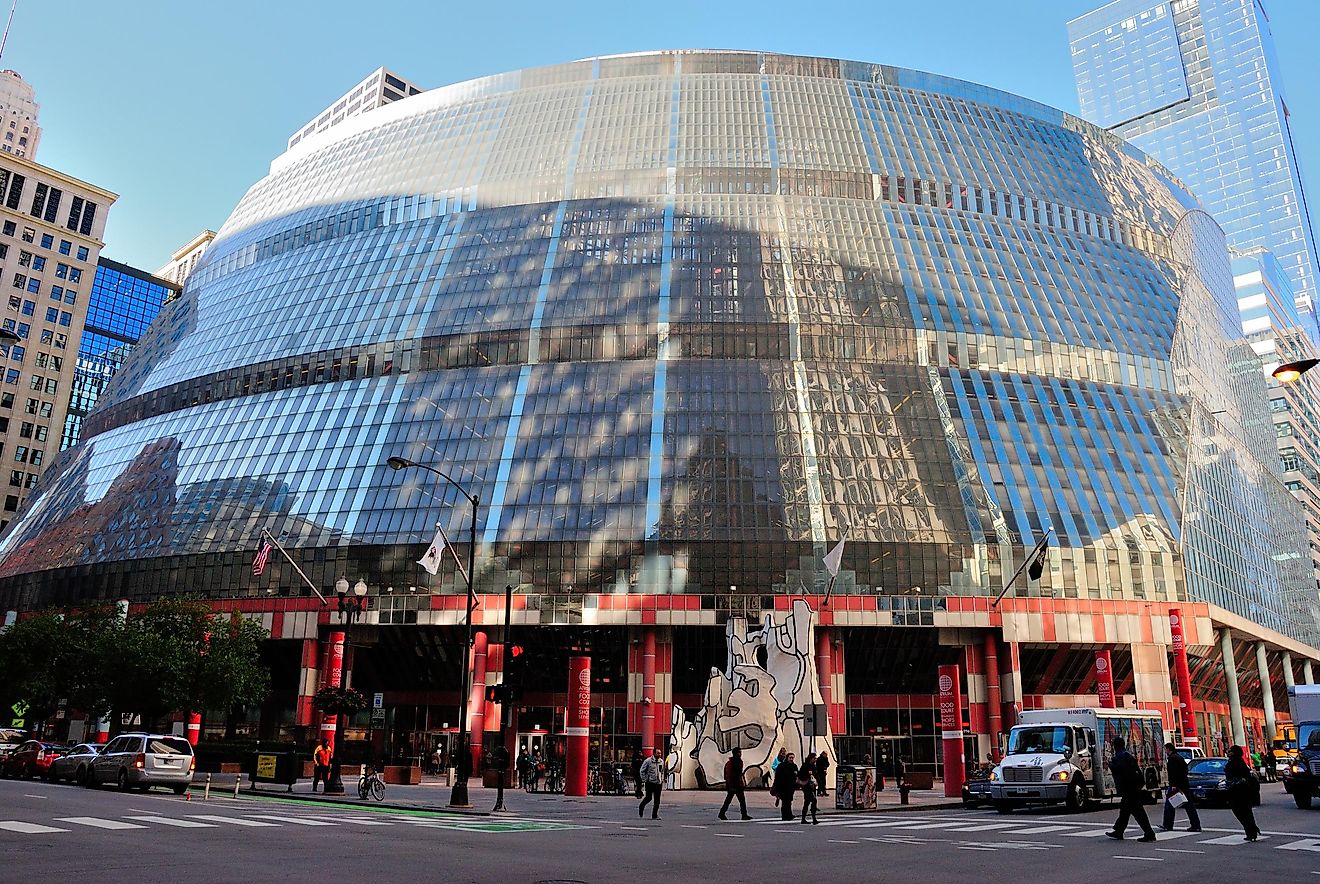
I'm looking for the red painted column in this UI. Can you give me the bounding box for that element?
[321,630,346,750]
[484,643,504,739]
[984,633,1003,761]
[1095,650,1116,708]
[467,632,489,771]
[186,712,203,747]
[295,638,320,728]
[566,655,591,797]
[1169,608,1200,748]
[816,626,832,717]
[641,628,657,755]
[939,664,966,798]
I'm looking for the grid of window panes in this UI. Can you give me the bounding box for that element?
[0,51,1311,641]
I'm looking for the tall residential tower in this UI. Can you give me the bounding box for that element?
[1069,0,1320,334]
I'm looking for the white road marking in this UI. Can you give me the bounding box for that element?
[187,815,280,827]
[299,816,393,826]
[620,825,648,831]
[125,816,216,828]
[680,824,707,829]
[1154,830,1197,840]
[1278,839,1320,853]
[956,846,996,851]
[22,795,46,799]
[827,839,859,844]
[714,833,744,838]
[1198,834,1251,845]
[1011,825,1079,834]
[1156,848,1204,854]
[893,821,984,830]
[1113,855,1163,862]
[56,817,147,830]
[0,821,69,834]
[245,814,336,826]
[1061,829,1111,837]
[944,822,1019,832]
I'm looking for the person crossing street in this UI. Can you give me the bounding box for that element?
[1105,737,1156,843]
[638,748,664,820]
[1160,742,1202,833]
[718,747,752,821]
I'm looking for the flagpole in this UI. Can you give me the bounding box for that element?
[991,525,1053,608]
[260,528,329,605]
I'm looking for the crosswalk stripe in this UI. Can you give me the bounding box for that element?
[1061,828,1111,837]
[0,821,70,834]
[1011,825,1079,835]
[1198,834,1250,845]
[55,817,148,830]
[125,816,217,828]
[885,821,981,830]
[1154,831,1196,841]
[245,815,337,827]
[944,823,1019,832]
[850,820,937,829]
[299,816,393,826]
[187,815,280,827]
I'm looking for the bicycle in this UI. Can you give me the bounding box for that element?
[358,766,386,801]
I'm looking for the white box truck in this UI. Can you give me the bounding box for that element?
[1282,685,1320,808]
[989,707,1167,814]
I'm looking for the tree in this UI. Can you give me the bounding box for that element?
[0,606,120,733]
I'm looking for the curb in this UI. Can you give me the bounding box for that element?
[185,781,493,817]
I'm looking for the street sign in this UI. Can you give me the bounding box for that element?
[803,703,827,737]
[373,692,384,710]
[10,701,27,728]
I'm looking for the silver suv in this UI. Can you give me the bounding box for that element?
[88,733,194,794]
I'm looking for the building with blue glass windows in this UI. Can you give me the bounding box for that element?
[1068,0,1320,338]
[61,258,176,450]
[0,51,1313,772]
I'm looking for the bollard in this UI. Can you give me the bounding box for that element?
[233,773,241,799]
[899,784,910,806]
[204,773,212,801]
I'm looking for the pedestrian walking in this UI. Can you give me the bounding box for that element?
[774,751,799,821]
[631,751,644,798]
[719,747,752,821]
[312,739,332,793]
[639,748,664,819]
[814,751,830,796]
[1105,737,1157,842]
[1225,745,1261,842]
[491,743,510,811]
[770,748,787,805]
[798,752,819,824]
[516,749,530,790]
[1160,742,1202,833]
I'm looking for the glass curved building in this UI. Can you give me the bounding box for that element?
[1,51,1315,769]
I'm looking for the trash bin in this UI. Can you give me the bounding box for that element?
[249,751,300,792]
[835,765,878,810]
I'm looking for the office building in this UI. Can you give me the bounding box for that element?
[0,51,1311,766]
[154,229,215,290]
[0,69,39,159]
[0,153,113,529]
[286,66,423,152]
[1069,0,1320,335]
[62,258,176,450]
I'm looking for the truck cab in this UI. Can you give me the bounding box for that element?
[989,707,1166,814]
[1282,686,1320,809]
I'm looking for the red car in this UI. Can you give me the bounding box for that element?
[0,740,67,780]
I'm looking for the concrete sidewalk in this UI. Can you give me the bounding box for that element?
[193,772,963,820]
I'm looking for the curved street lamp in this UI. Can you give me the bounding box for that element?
[1272,358,1319,384]
[386,455,480,808]
[325,577,369,795]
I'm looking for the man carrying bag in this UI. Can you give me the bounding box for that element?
[1160,743,1202,832]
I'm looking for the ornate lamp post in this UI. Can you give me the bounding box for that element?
[386,455,479,807]
[324,577,368,795]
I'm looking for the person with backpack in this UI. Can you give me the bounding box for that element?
[1105,737,1156,842]
[718,747,752,821]
[798,752,820,824]
[1225,745,1261,841]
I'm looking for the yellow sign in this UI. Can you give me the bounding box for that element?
[256,754,278,779]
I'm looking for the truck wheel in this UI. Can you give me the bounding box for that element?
[994,801,1013,815]
[1295,792,1313,810]
[1066,782,1087,813]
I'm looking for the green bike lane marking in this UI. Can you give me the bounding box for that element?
[221,792,590,831]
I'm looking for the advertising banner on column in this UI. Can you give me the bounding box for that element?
[565,656,591,797]
[1095,650,1116,708]
[321,631,346,749]
[1169,609,1200,747]
[938,664,965,798]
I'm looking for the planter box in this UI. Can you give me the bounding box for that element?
[383,765,421,786]
[904,771,934,790]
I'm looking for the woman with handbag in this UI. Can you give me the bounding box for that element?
[1225,745,1261,842]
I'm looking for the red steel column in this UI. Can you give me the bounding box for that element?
[939,664,966,798]
[1094,650,1116,708]
[641,628,657,755]
[816,627,833,716]
[1169,608,1200,748]
[321,630,346,750]
[186,713,203,747]
[984,633,1003,761]
[484,643,504,741]
[566,655,591,796]
[467,632,489,771]
[295,638,320,729]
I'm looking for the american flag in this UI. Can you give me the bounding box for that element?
[251,539,273,577]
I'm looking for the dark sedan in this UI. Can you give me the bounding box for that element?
[1186,757,1260,807]
[0,740,67,780]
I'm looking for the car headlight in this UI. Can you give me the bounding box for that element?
[990,770,999,782]
[1216,778,1227,788]
[1292,765,1305,775]
[1050,770,1071,781]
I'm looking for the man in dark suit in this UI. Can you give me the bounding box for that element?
[1106,737,1156,842]
[1161,742,1202,832]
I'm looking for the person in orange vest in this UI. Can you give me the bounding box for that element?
[313,739,332,793]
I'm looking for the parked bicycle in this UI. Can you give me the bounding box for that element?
[358,766,386,801]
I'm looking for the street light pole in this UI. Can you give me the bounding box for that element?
[386,455,480,808]
[326,577,368,795]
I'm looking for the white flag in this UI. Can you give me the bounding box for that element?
[416,526,448,576]
[822,536,846,578]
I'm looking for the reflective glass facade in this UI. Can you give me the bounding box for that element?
[1069,0,1320,336]
[61,258,175,450]
[0,51,1311,643]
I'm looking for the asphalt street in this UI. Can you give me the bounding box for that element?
[2,778,1319,883]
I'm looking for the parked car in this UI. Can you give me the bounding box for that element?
[0,729,27,759]
[962,776,994,807]
[1173,745,1205,761]
[1186,757,1261,807]
[0,740,67,780]
[50,743,104,785]
[88,733,194,794]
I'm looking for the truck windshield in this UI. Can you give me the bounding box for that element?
[1008,726,1071,755]
[1301,724,1320,751]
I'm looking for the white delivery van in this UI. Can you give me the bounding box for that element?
[989,707,1167,813]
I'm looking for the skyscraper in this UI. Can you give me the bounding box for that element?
[285,67,423,152]
[1069,0,1320,335]
[0,69,39,160]
[153,229,215,289]
[62,258,176,450]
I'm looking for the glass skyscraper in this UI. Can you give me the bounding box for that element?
[0,52,1309,763]
[1069,0,1320,335]
[61,258,175,450]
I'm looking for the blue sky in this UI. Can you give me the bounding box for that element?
[8,0,1320,271]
